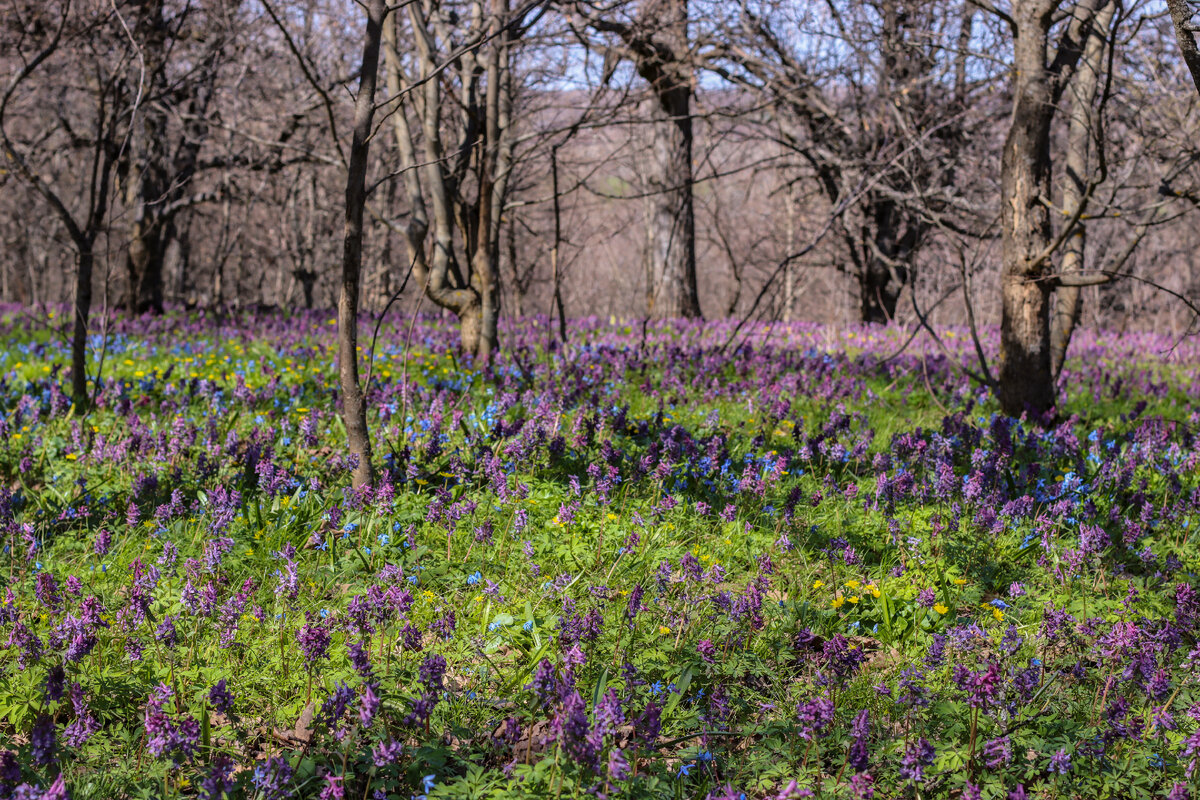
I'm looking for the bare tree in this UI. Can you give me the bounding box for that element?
[339,0,388,488]
[384,0,543,361]
[572,0,701,318]
[121,1,238,314]
[991,0,1105,417]
[1,1,127,406]
[710,0,985,324]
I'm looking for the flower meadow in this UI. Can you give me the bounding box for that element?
[2,309,1200,800]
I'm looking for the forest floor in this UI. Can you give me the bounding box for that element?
[1,309,1199,800]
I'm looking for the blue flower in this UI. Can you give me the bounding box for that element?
[676,764,694,778]
[467,571,482,586]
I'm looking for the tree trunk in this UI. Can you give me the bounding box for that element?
[646,84,700,318]
[72,247,93,407]
[859,262,904,325]
[997,32,1057,416]
[1051,1,1112,377]
[338,0,386,489]
[996,0,1099,418]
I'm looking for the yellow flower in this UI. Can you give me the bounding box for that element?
[659,626,672,635]
[812,580,824,589]
[832,595,846,609]
[992,607,1005,622]
[934,603,949,614]
[847,595,859,604]
[65,453,77,461]
[951,578,967,586]
[844,580,860,589]
[865,584,881,598]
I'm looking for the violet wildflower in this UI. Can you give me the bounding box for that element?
[63,683,99,747]
[899,738,934,783]
[419,653,447,691]
[1167,784,1191,800]
[848,709,870,771]
[319,773,345,800]
[360,682,380,727]
[982,736,1011,769]
[296,613,331,667]
[608,747,630,782]
[208,679,235,715]
[796,695,835,740]
[199,755,236,800]
[251,755,294,800]
[635,701,662,749]
[31,714,56,765]
[372,739,403,766]
[1047,748,1071,775]
[528,658,558,704]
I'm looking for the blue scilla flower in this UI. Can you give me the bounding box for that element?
[990,599,1009,609]
[467,571,482,586]
[523,620,534,631]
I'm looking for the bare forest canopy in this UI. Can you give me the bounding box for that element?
[3,0,1200,420]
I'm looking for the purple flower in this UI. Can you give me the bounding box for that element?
[44,665,65,703]
[796,695,835,740]
[208,679,235,715]
[316,682,357,737]
[634,701,662,749]
[348,639,374,680]
[63,683,99,747]
[552,690,597,769]
[35,573,62,611]
[1167,784,1192,800]
[31,714,56,766]
[372,739,403,766]
[296,613,331,667]
[982,736,1011,769]
[319,773,345,800]
[527,658,557,704]
[144,683,199,764]
[608,747,630,782]
[360,683,380,727]
[1047,748,1071,775]
[848,709,870,771]
[199,755,235,800]
[419,654,448,692]
[251,755,294,800]
[899,738,934,783]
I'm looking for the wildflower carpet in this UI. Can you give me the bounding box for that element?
[1,309,1199,800]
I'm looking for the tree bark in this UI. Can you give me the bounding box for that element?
[1168,0,1200,96]
[1051,1,1113,377]
[338,0,386,489]
[996,0,1100,418]
[639,0,700,319]
[72,247,93,407]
